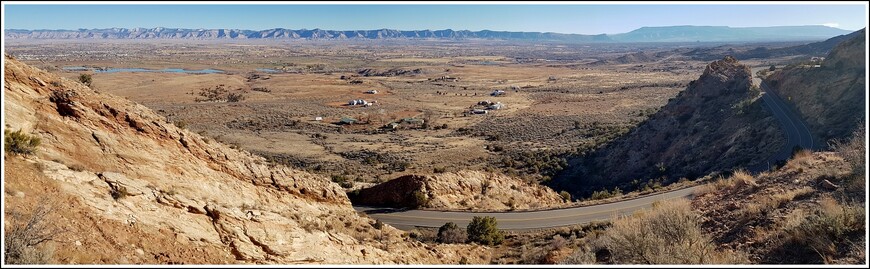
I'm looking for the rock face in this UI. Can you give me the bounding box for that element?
[3,55,488,264]
[350,171,565,211]
[766,28,866,143]
[552,56,785,197]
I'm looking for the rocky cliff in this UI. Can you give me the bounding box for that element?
[2,55,488,264]
[552,56,786,197]
[349,170,566,211]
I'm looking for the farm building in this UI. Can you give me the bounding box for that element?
[348,99,368,106]
[487,102,505,110]
[478,100,494,106]
[490,90,505,96]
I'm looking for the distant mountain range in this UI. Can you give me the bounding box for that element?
[4,25,852,43]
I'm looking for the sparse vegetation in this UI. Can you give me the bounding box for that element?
[830,125,865,179]
[570,199,749,264]
[4,202,62,264]
[437,222,466,244]
[412,190,429,208]
[78,73,92,86]
[776,196,865,263]
[5,129,41,156]
[559,191,572,202]
[466,216,504,246]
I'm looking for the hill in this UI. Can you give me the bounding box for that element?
[765,28,866,144]
[2,55,488,264]
[551,56,786,197]
[611,25,851,43]
[5,25,850,43]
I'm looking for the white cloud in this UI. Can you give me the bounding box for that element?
[822,22,840,28]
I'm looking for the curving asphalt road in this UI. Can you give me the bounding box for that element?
[747,79,818,172]
[355,69,817,231]
[354,186,699,231]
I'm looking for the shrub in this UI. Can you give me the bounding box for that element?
[559,191,572,202]
[372,219,384,230]
[551,234,568,250]
[5,129,41,155]
[4,202,62,264]
[437,222,466,244]
[831,125,865,178]
[467,216,504,246]
[596,199,748,264]
[778,196,864,263]
[433,166,447,173]
[78,73,92,86]
[412,190,429,208]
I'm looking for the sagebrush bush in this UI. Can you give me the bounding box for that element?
[5,129,41,155]
[437,222,466,244]
[590,199,748,264]
[467,216,504,246]
[779,196,864,263]
[4,202,61,264]
[831,125,865,179]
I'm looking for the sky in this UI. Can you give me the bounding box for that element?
[2,3,867,35]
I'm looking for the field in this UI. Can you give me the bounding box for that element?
[5,39,786,186]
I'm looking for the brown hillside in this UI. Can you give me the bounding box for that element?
[766,29,866,144]
[552,56,786,197]
[2,55,488,264]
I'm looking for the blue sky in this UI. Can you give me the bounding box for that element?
[3,3,867,34]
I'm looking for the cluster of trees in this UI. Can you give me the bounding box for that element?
[437,216,505,246]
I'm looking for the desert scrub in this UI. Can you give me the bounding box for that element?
[775,196,865,263]
[4,201,62,264]
[4,129,41,155]
[437,222,466,244]
[577,199,748,264]
[78,73,92,86]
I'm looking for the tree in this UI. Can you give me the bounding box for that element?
[769,65,776,72]
[78,73,92,87]
[437,222,466,243]
[467,216,504,246]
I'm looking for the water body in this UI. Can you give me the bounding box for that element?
[62,66,224,74]
[255,68,281,73]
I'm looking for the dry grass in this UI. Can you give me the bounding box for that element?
[830,125,866,189]
[775,196,865,263]
[738,186,814,220]
[696,169,756,195]
[566,199,749,264]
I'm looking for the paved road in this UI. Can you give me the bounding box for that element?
[748,79,817,172]
[355,186,699,231]
[356,70,816,231]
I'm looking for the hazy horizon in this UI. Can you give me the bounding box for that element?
[2,3,867,35]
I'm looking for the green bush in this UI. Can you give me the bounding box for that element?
[78,73,92,87]
[4,129,41,155]
[467,216,504,246]
[437,222,466,244]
